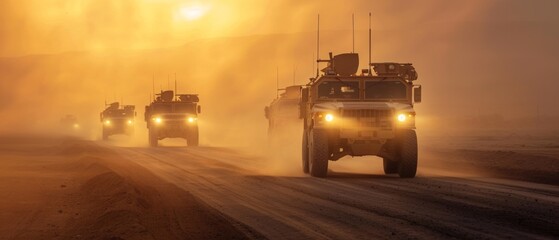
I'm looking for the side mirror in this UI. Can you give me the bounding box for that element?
[299,88,309,119]
[413,86,422,103]
[197,105,202,114]
[144,106,149,122]
[264,107,270,119]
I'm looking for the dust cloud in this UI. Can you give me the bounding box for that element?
[1,0,559,155]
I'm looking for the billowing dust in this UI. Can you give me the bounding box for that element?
[1,0,559,176]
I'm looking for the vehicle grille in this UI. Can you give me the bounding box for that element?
[341,109,393,128]
[162,115,187,120]
[342,109,392,118]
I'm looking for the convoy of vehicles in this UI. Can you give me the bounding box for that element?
[144,90,201,147]
[100,102,136,140]
[71,15,422,179]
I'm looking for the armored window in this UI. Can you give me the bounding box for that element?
[174,104,196,113]
[318,81,359,99]
[153,105,173,113]
[365,81,407,100]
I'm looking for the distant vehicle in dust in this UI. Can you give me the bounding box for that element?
[301,51,423,178]
[60,114,80,130]
[100,102,136,140]
[264,85,303,136]
[144,90,201,147]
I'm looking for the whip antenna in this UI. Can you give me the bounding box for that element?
[352,13,355,53]
[316,14,320,78]
[368,12,372,74]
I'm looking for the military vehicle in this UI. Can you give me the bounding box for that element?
[144,90,200,147]
[300,52,422,178]
[264,85,303,136]
[60,114,80,130]
[100,102,136,140]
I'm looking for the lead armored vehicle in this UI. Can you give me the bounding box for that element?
[144,90,200,147]
[100,102,136,140]
[301,52,422,178]
[264,85,303,136]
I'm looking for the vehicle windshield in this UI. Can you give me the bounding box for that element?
[175,104,196,113]
[153,104,173,113]
[105,109,133,117]
[318,81,359,99]
[365,80,407,100]
[152,103,196,114]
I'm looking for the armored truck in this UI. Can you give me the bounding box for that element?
[144,90,200,147]
[100,102,136,140]
[264,85,303,136]
[301,52,422,178]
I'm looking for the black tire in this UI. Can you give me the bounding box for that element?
[397,130,418,178]
[102,128,109,141]
[148,128,158,147]
[187,128,199,146]
[309,129,329,178]
[302,130,309,173]
[383,158,399,174]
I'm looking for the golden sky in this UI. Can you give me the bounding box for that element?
[0,0,558,140]
[4,0,556,57]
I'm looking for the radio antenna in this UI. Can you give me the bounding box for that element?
[352,13,355,53]
[152,74,155,101]
[174,73,177,101]
[368,12,372,75]
[276,66,279,98]
[316,14,320,78]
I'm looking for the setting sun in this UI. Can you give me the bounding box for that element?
[178,5,208,21]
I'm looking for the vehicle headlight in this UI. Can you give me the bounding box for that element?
[104,120,111,125]
[397,113,415,123]
[397,113,407,122]
[127,120,133,125]
[187,117,197,123]
[324,113,334,122]
[152,117,162,124]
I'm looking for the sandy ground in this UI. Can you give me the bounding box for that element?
[0,136,260,240]
[0,133,558,239]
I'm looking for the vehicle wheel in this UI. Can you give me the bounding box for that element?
[187,128,199,146]
[102,129,109,141]
[148,128,158,147]
[309,129,329,178]
[302,129,309,173]
[397,130,418,178]
[383,158,399,174]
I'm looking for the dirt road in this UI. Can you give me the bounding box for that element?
[1,136,558,239]
[114,143,559,239]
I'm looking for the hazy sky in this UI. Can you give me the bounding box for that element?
[1,0,557,57]
[0,0,558,141]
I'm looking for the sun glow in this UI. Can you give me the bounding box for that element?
[178,5,208,21]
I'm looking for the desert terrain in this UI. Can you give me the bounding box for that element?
[0,130,557,239]
[1,0,559,239]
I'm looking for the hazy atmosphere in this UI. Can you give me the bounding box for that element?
[1,0,559,145]
[1,1,559,239]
